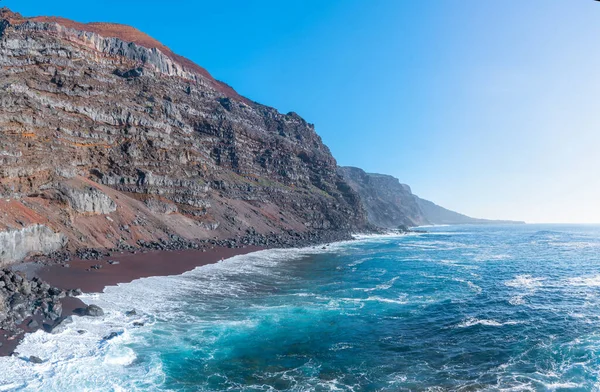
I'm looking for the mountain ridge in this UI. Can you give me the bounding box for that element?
[338,166,524,228]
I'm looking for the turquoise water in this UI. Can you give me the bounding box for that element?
[3,224,600,391]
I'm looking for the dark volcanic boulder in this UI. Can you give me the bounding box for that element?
[26,319,39,329]
[84,305,104,317]
[103,331,120,340]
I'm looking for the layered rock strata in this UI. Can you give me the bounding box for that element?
[0,8,367,264]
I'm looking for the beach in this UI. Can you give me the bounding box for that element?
[0,245,262,357]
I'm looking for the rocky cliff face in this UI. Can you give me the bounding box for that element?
[337,167,428,228]
[339,167,524,228]
[413,197,524,226]
[0,8,366,264]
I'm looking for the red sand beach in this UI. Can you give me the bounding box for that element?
[0,246,262,356]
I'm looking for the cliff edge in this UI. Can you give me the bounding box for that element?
[0,8,367,265]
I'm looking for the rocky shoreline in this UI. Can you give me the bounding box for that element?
[0,228,372,358]
[32,227,360,264]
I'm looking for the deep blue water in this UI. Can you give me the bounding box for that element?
[3,224,600,391]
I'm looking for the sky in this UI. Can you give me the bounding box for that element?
[4,0,600,223]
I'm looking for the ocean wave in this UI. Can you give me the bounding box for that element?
[467,281,483,294]
[509,295,526,306]
[0,301,163,391]
[549,241,600,249]
[365,296,409,305]
[402,240,478,251]
[330,342,354,351]
[566,275,600,287]
[352,232,415,240]
[2,224,600,390]
[353,276,400,292]
[473,253,512,262]
[455,318,521,328]
[334,295,409,306]
[505,275,545,290]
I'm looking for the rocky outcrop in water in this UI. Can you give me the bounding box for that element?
[338,167,524,228]
[0,8,367,264]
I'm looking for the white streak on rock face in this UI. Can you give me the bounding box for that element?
[16,21,203,82]
[0,225,67,265]
[60,185,117,214]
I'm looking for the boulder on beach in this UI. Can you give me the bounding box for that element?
[68,288,83,297]
[49,316,74,334]
[26,319,39,329]
[84,304,104,317]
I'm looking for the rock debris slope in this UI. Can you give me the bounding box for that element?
[0,8,366,265]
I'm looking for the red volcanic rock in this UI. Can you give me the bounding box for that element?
[2,9,246,102]
[0,7,367,265]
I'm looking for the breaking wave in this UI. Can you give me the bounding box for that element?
[2,224,600,390]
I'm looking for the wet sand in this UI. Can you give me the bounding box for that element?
[37,246,262,292]
[0,246,262,357]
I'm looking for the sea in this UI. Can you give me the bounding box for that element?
[1,224,600,391]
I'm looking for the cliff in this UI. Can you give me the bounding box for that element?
[338,167,524,228]
[337,167,428,228]
[413,197,524,226]
[0,8,367,265]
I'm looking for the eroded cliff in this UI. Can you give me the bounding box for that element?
[339,166,524,228]
[0,8,366,264]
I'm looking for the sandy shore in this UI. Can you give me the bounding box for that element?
[0,245,262,357]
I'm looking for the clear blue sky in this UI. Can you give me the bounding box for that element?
[5,1,600,223]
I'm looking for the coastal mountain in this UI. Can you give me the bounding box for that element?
[0,8,367,265]
[414,197,523,226]
[338,166,524,228]
[337,167,427,228]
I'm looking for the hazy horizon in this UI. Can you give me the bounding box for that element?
[5,0,599,224]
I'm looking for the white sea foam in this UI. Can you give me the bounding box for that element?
[0,296,163,391]
[473,253,512,262]
[566,275,600,287]
[403,240,477,251]
[330,342,353,351]
[505,275,545,290]
[352,232,410,240]
[1,241,384,390]
[332,294,409,307]
[467,281,483,294]
[455,318,521,328]
[354,276,399,292]
[540,382,583,390]
[549,241,600,250]
[0,246,339,391]
[365,296,408,305]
